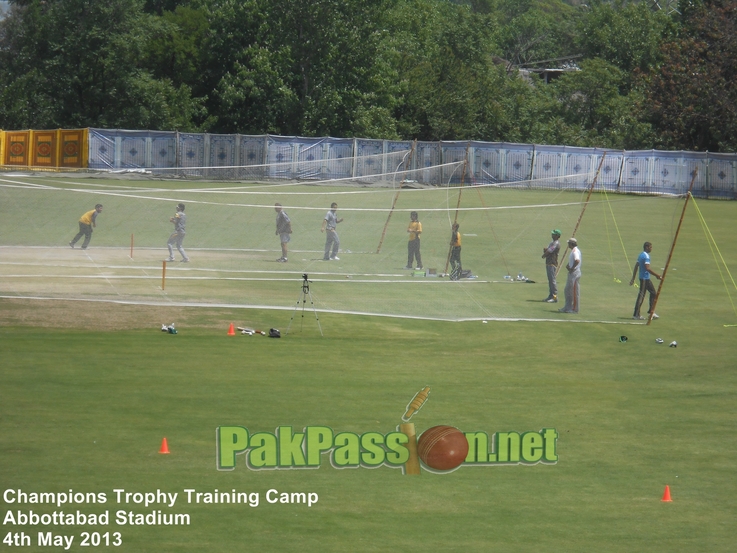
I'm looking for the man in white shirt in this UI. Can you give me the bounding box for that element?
[558,238,581,314]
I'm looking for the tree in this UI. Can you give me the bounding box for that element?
[0,0,205,130]
[576,0,673,77]
[646,0,737,151]
[520,58,654,148]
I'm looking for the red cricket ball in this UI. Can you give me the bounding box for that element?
[417,425,469,471]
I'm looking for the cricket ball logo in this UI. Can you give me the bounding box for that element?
[216,386,557,472]
[399,387,469,474]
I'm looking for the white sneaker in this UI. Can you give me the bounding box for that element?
[165,257,175,262]
[330,256,340,260]
[633,315,645,320]
[650,313,659,319]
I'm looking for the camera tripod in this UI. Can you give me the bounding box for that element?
[286,273,323,336]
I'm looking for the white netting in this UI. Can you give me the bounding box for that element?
[1,164,687,322]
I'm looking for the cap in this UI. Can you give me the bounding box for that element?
[551,229,561,237]
[567,237,577,245]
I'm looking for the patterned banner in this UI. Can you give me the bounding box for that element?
[59,129,85,168]
[33,131,57,167]
[5,131,29,166]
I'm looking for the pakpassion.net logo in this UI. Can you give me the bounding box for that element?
[216,387,558,474]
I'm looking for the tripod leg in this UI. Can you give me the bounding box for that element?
[307,289,323,336]
[286,290,306,335]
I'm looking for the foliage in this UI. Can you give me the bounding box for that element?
[2,0,733,152]
[575,0,674,77]
[646,0,737,151]
[0,0,206,130]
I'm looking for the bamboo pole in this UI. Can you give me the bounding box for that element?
[376,140,417,254]
[556,152,607,276]
[443,143,471,275]
[647,168,698,325]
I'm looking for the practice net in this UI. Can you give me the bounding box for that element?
[0,161,691,323]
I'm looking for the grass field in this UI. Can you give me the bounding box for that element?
[1,175,736,552]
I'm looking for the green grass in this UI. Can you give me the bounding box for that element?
[1,307,736,552]
[1,176,736,551]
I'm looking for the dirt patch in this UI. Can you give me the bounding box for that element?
[0,298,248,331]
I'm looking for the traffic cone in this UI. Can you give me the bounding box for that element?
[227,323,236,336]
[661,485,672,502]
[159,437,170,454]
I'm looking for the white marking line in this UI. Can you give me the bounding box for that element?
[0,295,639,324]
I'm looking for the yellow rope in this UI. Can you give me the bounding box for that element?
[601,187,631,284]
[691,198,737,322]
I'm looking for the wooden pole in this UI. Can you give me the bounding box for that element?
[647,168,698,325]
[162,260,167,290]
[443,143,471,275]
[556,152,607,276]
[376,140,417,254]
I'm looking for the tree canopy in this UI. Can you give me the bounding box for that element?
[1,0,735,152]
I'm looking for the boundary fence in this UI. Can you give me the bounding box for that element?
[0,127,735,199]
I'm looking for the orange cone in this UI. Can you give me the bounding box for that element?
[159,437,170,454]
[661,485,672,502]
[227,323,236,336]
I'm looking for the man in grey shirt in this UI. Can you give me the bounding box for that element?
[166,203,189,262]
[274,203,292,262]
[320,202,343,261]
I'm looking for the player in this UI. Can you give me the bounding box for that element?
[542,229,561,302]
[321,202,343,261]
[166,203,189,262]
[274,203,292,262]
[449,223,462,280]
[405,211,423,270]
[558,238,581,313]
[69,204,103,249]
[630,242,661,320]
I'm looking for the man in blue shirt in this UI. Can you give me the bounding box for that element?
[630,242,661,320]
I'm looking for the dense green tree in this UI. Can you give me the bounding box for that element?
[542,57,654,148]
[1,0,729,154]
[646,0,737,151]
[495,0,579,66]
[0,0,205,130]
[576,0,673,77]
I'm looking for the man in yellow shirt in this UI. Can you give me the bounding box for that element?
[449,223,462,280]
[69,204,103,249]
[405,211,423,270]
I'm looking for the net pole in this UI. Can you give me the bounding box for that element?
[376,140,416,254]
[443,143,470,275]
[556,152,607,276]
[647,168,698,325]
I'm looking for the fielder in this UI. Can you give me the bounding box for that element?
[166,203,189,262]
